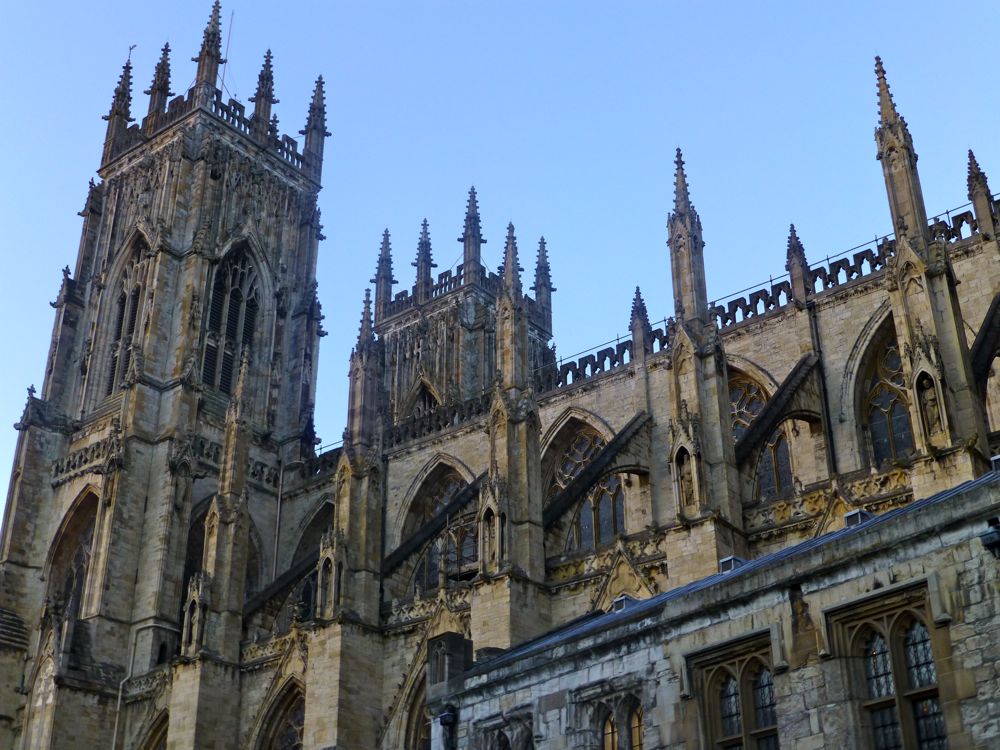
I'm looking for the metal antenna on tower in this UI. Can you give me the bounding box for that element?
[220,10,235,95]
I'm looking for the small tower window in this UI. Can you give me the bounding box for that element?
[202,250,260,394]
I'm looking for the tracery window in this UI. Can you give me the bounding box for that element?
[202,249,260,394]
[106,242,149,395]
[858,621,947,750]
[730,374,768,440]
[690,637,780,749]
[546,430,625,553]
[755,427,792,502]
[829,586,950,750]
[864,333,913,466]
[260,690,305,750]
[406,470,478,596]
[630,706,645,750]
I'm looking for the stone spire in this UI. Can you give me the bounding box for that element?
[413,219,436,303]
[250,49,278,140]
[874,58,928,242]
[968,150,996,239]
[357,289,374,349]
[193,0,225,100]
[532,236,554,334]
[144,43,172,121]
[459,186,485,285]
[371,229,396,322]
[502,223,523,298]
[667,148,707,323]
[102,59,134,165]
[302,75,329,181]
[672,147,695,220]
[630,286,652,356]
[785,224,810,303]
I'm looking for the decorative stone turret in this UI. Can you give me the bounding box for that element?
[143,43,172,131]
[786,224,810,304]
[250,50,278,142]
[102,59,133,165]
[459,186,485,286]
[413,219,436,304]
[191,0,224,106]
[968,149,995,240]
[301,75,329,181]
[532,236,554,335]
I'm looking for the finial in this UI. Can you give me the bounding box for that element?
[673,147,691,216]
[786,223,807,262]
[251,49,278,107]
[532,236,555,293]
[303,75,330,136]
[193,0,225,88]
[875,56,903,127]
[357,289,374,345]
[144,43,172,106]
[461,185,484,241]
[630,286,651,331]
[27,384,36,400]
[502,223,523,295]
[105,58,134,122]
[413,219,436,269]
[371,228,396,282]
[968,149,990,198]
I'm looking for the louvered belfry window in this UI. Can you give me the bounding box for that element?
[202,250,260,394]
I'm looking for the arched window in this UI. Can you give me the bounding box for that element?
[545,429,625,554]
[405,468,477,596]
[405,679,431,750]
[47,492,99,622]
[730,374,768,440]
[696,649,780,750]
[863,331,913,466]
[629,705,644,750]
[259,688,305,750]
[139,713,169,750]
[203,249,260,394]
[755,427,793,502]
[601,712,618,750]
[106,242,149,395]
[858,620,946,750]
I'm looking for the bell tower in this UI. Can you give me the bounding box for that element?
[0,5,328,748]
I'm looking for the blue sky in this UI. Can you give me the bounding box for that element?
[1,2,997,512]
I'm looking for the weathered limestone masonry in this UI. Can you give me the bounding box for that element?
[2,6,1000,750]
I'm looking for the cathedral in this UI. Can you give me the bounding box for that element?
[4,4,1000,749]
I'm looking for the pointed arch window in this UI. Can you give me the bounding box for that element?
[755,427,793,502]
[601,712,618,750]
[203,249,260,394]
[857,621,947,750]
[545,429,626,554]
[106,242,149,395]
[406,470,478,596]
[729,374,768,440]
[259,689,306,750]
[864,333,914,466]
[629,706,644,750]
[690,637,780,750]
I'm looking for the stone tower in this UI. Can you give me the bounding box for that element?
[0,4,327,747]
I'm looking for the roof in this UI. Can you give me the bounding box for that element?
[471,470,1000,675]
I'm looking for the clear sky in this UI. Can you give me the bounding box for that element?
[1,1,997,515]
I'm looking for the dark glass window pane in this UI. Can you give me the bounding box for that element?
[757,736,780,750]
[904,621,937,689]
[226,289,243,343]
[596,491,613,545]
[578,503,594,551]
[870,410,891,465]
[864,633,895,698]
[890,402,913,456]
[757,448,777,500]
[871,706,903,750]
[774,435,791,493]
[202,343,218,386]
[753,668,777,728]
[912,697,947,750]
[720,675,742,737]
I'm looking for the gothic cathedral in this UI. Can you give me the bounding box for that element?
[3,6,1000,750]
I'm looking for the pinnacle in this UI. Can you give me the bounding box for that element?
[673,147,692,216]
[358,288,374,344]
[968,149,990,197]
[630,286,651,329]
[532,235,554,292]
[786,223,807,262]
[145,43,172,96]
[371,229,396,285]
[251,49,278,105]
[193,0,225,71]
[875,55,902,127]
[413,219,436,271]
[502,223,523,293]
[303,75,329,135]
[106,58,134,120]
